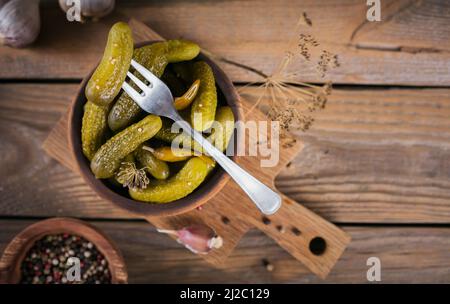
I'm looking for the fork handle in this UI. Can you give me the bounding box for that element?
[174,119,281,215]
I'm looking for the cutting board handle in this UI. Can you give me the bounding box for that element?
[248,194,351,279]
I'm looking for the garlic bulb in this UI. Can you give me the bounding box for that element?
[59,0,115,21]
[0,0,41,48]
[0,0,8,9]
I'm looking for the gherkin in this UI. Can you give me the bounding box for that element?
[81,101,110,161]
[108,40,200,131]
[190,61,218,131]
[90,115,162,179]
[85,22,133,106]
[135,146,170,180]
[154,106,235,153]
[129,157,212,203]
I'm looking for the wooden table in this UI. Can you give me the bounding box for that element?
[0,0,449,283]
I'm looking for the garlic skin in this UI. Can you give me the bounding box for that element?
[59,0,115,21]
[0,0,41,48]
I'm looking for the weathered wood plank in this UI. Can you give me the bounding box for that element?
[0,219,449,283]
[1,84,449,223]
[0,0,449,85]
[244,87,450,223]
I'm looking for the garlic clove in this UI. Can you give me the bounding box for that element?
[0,0,40,48]
[59,0,115,21]
[157,224,223,255]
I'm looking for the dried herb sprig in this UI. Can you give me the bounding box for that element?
[204,12,339,133]
[115,162,149,190]
[241,12,337,132]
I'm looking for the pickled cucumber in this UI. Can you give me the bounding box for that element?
[148,146,196,162]
[135,146,170,180]
[108,40,200,131]
[155,106,235,153]
[190,61,218,131]
[198,155,216,173]
[85,22,133,107]
[81,101,110,160]
[154,118,180,142]
[154,118,199,152]
[90,115,162,178]
[129,157,210,203]
[122,153,135,163]
[208,106,235,152]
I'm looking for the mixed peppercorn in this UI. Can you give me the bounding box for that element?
[20,233,111,284]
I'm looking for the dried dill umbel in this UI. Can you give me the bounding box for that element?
[115,162,149,190]
[298,34,319,60]
[202,12,339,133]
[317,50,340,78]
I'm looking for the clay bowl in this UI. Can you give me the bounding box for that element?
[0,218,127,284]
[68,41,243,217]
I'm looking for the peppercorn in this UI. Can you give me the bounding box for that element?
[20,233,112,284]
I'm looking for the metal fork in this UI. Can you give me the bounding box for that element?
[122,59,281,215]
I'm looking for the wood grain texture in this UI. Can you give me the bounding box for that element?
[271,88,450,223]
[0,219,449,283]
[2,84,450,223]
[0,0,449,85]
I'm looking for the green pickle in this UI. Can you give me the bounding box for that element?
[85,22,133,106]
[155,106,235,153]
[154,118,199,152]
[135,146,170,180]
[190,61,218,131]
[108,40,200,131]
[129,157,211,203]
[90,115,162,179]
[81,28,228,204]
[81,101,110,160]
[208,106,235,152]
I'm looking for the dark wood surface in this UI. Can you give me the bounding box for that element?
[0,0,449,283]
[0,219,449,283]
[1,0,449,85]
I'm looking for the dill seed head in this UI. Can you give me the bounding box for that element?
[298,34,319,61]
[317,50,340,77]
[116,162,149,190]
[301,12,312,26]
[229,12,339,133]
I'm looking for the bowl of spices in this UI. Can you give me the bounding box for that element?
[0,218,127,284]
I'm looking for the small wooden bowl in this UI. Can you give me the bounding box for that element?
[68,41,244,217]
[0,218,128,284]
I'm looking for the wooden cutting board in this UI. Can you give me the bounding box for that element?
[42,19,350,279]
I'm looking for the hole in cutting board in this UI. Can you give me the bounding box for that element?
[309,237,326,255]
[262,217,271,225]
[291,227,301,236]
[221,216,230,225]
